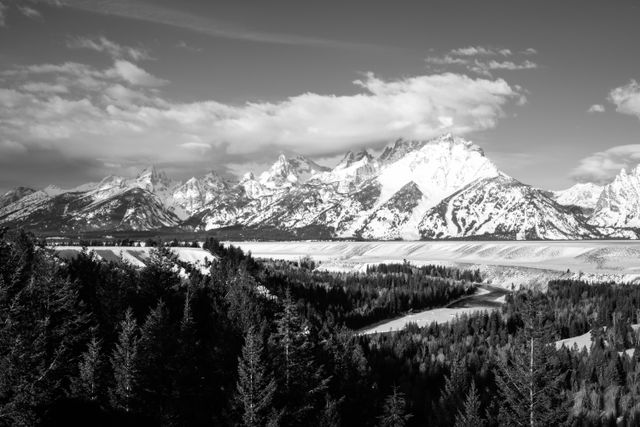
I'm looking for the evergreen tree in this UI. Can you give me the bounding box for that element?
[235,327,276,427]
[0,232,88,426]
[137,300,174,421]
[495,298,568,427]
[110,308,139,413]
[318,395,341,427]
[378,386,412,427]
[433,353,468,425]
[270,289,328,426]
[72,335,102,401]
[454,381,485,427]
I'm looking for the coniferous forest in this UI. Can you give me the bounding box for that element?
[4,229,640,426]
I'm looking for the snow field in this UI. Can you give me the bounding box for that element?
[228,240,640,286]
[54,246,214,274]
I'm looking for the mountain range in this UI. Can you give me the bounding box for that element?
[1,134,639,240]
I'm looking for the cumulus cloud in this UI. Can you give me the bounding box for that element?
[426,46,539,77]
[0,63,524,184]
[588,104,605,113]
[67,36,151,61]
[572,145,640,184]
[609,80,640,119]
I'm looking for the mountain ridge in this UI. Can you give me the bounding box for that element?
[1,134,638,240]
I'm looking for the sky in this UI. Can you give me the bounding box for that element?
[1,0,640,193]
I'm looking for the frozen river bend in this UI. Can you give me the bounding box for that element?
[228,240,640,287]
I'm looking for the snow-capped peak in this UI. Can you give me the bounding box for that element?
[336,149,373,169]
[258,154,327,188]
[553,182,603,211]
[375,133,499,206]
[590,165,640,228]
[135,165,173,191]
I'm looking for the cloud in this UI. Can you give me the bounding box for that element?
[588,104,605,113]
[426,46,539,77]
[0,140,28,154]
[18,5,41,19]
[20,82,68,94]
[469,60,538,76]
[67,36,150,61]
[106,60,167,87]
[0,64,524,186]
[5,59,168,89]
[450,46,511,56]
[424,55,468,66]
[176,41,203,52]
[40,0,378,51]
[608,80,640,119]
[572,145,640,184]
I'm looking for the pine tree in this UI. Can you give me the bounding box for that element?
[137,300,173,420]
[72,335,102,401]
[110,308,138,413]
[433,353,468,425]
[454,381,485,427]
[235,327,276,427]
[378,386,412,427]
[318,395,341,427]
[270,289,328,426]
[495,298,568,427]
[0,232,88,425]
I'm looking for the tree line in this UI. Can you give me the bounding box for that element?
[2,230,640,425]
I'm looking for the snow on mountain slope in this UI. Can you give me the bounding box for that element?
[378,138,427,164]
[553,183,603,212]
[71,188,181,231]
[590,167,640,229]
[0,189,55,224]
[358,182,425,239]
[85,166,179,207]
[312,150,378,193]
[0,187,35,210]
[374,134,500,207]
[2,134,639,239]
[259,154,328,189]
[418,175,600,240]
[171,171,232,218]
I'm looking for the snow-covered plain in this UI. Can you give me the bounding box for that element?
[54,246,214,274]
[555,325,640,355]
[229,240,640,287]
[360,306,492,335]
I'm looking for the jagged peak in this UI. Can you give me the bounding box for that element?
[618,168,628,179]
[241,171,255,181]
[137,165,169,181]
[377,134,486,167]
[337,149,373,169]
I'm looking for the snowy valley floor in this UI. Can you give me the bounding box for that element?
[228,240,640,288]
[359,285,508,334]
